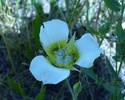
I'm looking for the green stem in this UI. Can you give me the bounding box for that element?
[117,61,123,75]
[66,79,76,100]
[41,83,44,91]
[26,20,32,50]
[115,43,118,99]
[58,7,67,22]
[115,43,123,99]
[65,0,69,16]
[86,0,89,25]
[114,0,124,98]
[86,75,94,100]
[2,34,15,73]
[95,1,101,29]
[121,0,124,20]
[68,0,80,29]
[115,53,123,99]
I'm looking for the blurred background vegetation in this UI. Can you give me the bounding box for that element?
[0,0,125,100]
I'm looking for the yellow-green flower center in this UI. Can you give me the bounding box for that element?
[47,40,79,69]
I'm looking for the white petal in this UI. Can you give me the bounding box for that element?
[29,55,70,84]
[75,33,101,68]
[40,19,69,46]
[122,22,125,30]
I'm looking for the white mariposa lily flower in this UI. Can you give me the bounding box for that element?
[30,19,101,84]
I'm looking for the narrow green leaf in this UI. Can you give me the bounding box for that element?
[110,91,124,100]
[32,0,47,21]
[82,68,98,81]
[65,0,70,15]
[73,81,82,93]
[106,57,116,78]
[86,26,99,35]
[8,77,25,97]
[73,81,82,94]
[115,21,125,42]
[104,0,121,12]
[118,81,125,89]
[50,0,56,11]
[65,33,75,54]
[25,42,34,61]
[96,77,105,85]
[32,0,43,14]
[98,22,111,35]
[103,83,116,93]
[33,14,41,52]
[73,81,82,99]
